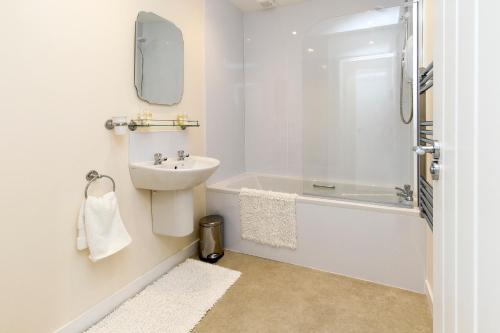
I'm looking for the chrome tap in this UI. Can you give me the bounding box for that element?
[177,150,190,161]
[154,153,168,165]
[395,184,413,201]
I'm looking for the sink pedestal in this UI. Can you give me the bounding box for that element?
[152,189,194,237]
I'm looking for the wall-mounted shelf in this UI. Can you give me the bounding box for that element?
[105,119,200,132]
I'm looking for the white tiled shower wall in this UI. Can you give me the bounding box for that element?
[206,0,409,182]
[244,0,410,181]
[205,0,245,183]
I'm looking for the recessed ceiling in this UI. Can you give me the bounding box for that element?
[229,0,306,12]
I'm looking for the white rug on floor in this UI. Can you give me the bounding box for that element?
[85,259,241,333]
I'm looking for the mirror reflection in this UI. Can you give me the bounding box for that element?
[135,12,184,105]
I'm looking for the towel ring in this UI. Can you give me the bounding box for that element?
[85,170,116,198]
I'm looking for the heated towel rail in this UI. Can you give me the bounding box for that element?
[416,62,435,230]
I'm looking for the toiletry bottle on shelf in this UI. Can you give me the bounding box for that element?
[176,113,185,127]
[136,112,144,126]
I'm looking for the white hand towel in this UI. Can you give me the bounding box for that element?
[77,201,88,250]
[77,192,132,262]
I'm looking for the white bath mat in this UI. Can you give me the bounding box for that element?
[240,187,298,249]
[85,259,241,333]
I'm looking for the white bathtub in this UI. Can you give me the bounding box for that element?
[207,173,426,293]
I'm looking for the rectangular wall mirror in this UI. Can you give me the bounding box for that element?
[135,12,184,105]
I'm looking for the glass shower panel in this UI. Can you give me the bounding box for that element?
[302,5,414,207]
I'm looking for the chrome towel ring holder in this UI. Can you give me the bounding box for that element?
[85,170,116,199]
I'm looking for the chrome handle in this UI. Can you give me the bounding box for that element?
[395,185,413,201]
[154,153,168,165]
[394,184,411,192]
[413,141,440,159]
[177,150,189,160]
[430,161,440,180]
[413,146,433,155]
[395,184,412,193]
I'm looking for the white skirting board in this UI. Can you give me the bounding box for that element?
[55,241,198,333]
[425,279,434,316]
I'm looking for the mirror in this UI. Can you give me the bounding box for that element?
[135,12,184,105]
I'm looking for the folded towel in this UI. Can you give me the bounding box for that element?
[239,188,298,249]
[77,192,131,262]
[77,201,88,250]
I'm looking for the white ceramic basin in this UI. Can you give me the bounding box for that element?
[129,156,220,191]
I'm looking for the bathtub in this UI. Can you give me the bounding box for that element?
[207,173,426,293]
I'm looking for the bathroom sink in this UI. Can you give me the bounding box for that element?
[129,155,220,237]
[129,156,220,191]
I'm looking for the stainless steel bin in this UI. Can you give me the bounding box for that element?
[198,215,224,263]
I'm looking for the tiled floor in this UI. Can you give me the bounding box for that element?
[194,251,432,333]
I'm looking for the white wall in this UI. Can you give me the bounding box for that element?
[0,1,205,332]
[205,0,245,183]
[244,0,408,178]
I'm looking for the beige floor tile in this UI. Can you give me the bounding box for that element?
[194,251,432,333]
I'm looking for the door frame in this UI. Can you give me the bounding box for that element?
[433,0,479,331]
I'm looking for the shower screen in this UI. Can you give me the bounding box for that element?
[302,5,415,207]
